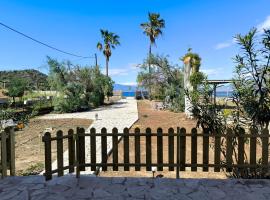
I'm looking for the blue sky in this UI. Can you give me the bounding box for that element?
[0,0,270,85]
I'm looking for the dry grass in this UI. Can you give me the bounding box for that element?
[100,100,227,179]
[15,118,92,175]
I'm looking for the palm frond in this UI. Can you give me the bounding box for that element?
[96,42,103,51]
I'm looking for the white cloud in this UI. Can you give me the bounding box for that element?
[215,41,233,50]
[119,82,137,86]
[104,63,140,77]
[257,15,270,33]
[215,15,270,50]
[201,68,221,76]
[128,63,140,70]
[110,69,129,76]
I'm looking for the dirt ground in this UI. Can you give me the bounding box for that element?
[100,100,228,179]
[15,118,92,175]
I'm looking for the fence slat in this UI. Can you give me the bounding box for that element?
[176,127,180,178]
[7,128,15,176]
[112,128,118,171]
[214,129,221,172]
[238,128,245,176]
[101,128,108,171]
[77,128,85,171]
[123,128,129,171]
[168,128,174,171]
[43,132,52,181]
[90,128,96,171]
[146,128,152,171]
[1,131,7,178]
[157,128,163,171]
[226,128,233,172]
[135,128,140,171]
[249,127,257,174]
[191,128,197,171]
[203,128,209,171]
[261,128,269,174]
[180,128,186,171]
[57,130,64,177]
[68,129,75,173]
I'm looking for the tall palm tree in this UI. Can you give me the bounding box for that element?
[97,29,120,77]
[141,13,165,98]
[141,12,165,73]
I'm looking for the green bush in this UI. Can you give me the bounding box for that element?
[47,57,114,113]
[53,83,87,113]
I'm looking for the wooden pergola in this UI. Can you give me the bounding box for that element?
[205,80,234,105]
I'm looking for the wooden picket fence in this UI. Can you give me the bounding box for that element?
[42,127,270,180]
[0,127,15,178]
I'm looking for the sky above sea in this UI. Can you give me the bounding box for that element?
[0,0,269,85]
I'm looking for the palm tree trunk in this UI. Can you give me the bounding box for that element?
[148,43,152,99]
[149,44,152,73]
[106,57,109,77]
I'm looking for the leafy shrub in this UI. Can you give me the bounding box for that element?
[47,57,114,113]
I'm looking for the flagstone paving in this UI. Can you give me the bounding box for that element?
[1,175,270,200]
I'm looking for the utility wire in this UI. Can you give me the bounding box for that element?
[0,21,94,59]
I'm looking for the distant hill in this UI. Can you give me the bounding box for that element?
[113,84,138,92]
[0,69,49,90]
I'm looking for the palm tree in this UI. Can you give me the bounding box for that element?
[97,29,120,77]
[141,12,165,98]
[141,12,165,73]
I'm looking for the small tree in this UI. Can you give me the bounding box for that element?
[186,28,270,178]
[233,28,270,129]
[137,55,185,112]
[6,78,28,105]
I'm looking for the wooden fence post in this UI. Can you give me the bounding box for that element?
[68,129,75,174]
[112,128,118,171]
[214,129,221,172]
[157,128,163,171]
[101,128,108,171]
[76,127,85,178]
[261,128,269,175]
[123,128,129,171]
[146,128,152,171]
[43,132,52,181]
[180,128,186,171]
[226,128,233,172]
[6,127,15,176]
[249,127,257,174]
[168,128,174,171]
[238,128,245,176]
[135,128,140,171]
[1,131,7,178]
[176,127,180,179]
[57,130,64,177]
[191,128,197,171]
[90,128,96,171]
[203,128,209,171]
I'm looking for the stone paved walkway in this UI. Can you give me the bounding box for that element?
[39,98,138,174]
[39,98,138,133]
[1,175,270,200]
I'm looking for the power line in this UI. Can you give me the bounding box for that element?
[0,21,94,59]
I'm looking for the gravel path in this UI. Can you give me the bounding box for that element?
[39,98,138,174]
[1,175,270,200]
